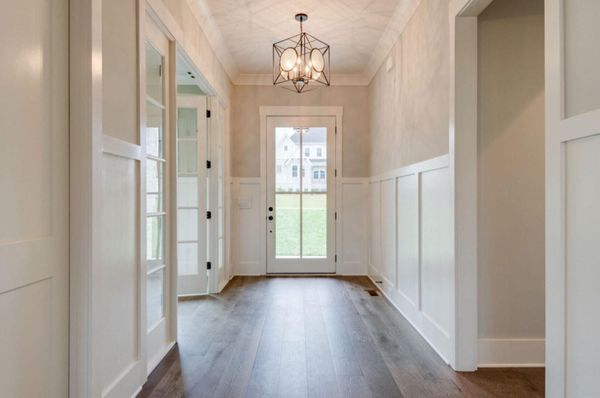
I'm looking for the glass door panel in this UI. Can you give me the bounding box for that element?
[176,96,208,296]
[267,117,336,273]
[275,127,301,258]
[145,40,167,330]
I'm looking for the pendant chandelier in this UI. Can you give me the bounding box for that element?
[273,13,330,93]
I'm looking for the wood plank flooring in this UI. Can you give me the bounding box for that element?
[138,276,544,398]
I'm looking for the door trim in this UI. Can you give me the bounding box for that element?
[259,106,343,275]
[448,0,495,371]
[265,116,337,274]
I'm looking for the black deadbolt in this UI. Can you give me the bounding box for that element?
[268,206,273,212]
[268,215,273,220]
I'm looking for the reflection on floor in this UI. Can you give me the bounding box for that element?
[138,276,544,398]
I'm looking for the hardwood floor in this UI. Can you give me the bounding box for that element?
[138,276,544,398]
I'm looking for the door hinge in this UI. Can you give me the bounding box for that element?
[335,169,337,177]
[206,109,211,118]
[335,211,337,220]
[206,261,212,270]
[335,254,337,263]
[206,211,212,219]
[206,160,211,169]
[335,126,337,134]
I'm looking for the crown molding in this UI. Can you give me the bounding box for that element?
[233,73,370,86]
[185,0,421,87]
[363,0,422,83]
[186,0,239,82]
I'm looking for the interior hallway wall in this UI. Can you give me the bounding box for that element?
[477,0,545,363]
[162,0,233,102]
[366,0,455,363]
[368,0,449,176]
[231,85,370,178]
[72,0,236,395]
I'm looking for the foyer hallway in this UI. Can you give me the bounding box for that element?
[138,277,543,397]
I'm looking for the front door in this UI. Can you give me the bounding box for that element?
[0,0,69,396]
[266,116,336,273]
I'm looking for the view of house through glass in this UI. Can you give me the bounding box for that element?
[275,127,327,258]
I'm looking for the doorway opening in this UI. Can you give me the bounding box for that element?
[175,53,210,297]
[266,116,336,274]
[451,0,545,370]
[476,0,545,368]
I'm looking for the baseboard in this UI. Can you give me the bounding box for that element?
[217,275,234,292]
[478,338,545,367]
[130,386,142,398]
[367,273,451,366]
[147,341,176,376]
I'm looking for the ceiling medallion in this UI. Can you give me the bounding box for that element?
[273,13,331,93]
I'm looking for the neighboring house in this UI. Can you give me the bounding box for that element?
[275,127,327,192]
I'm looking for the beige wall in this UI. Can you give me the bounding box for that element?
[477,0,545,338]
[368,0,450,176]
[231,85,370,178]
[161,0,233,104]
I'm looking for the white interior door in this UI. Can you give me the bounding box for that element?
[546,1,600,397]
[144,16,175,373]
[0,0,69,396]
[176,95,209,296]
[266,116,336,273]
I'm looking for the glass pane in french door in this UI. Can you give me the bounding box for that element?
[274,126,327,259]
[301,127,327,258]
[275,127,301,258]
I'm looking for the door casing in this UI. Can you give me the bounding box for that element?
[265,116,337,274]
[259,106,343,275]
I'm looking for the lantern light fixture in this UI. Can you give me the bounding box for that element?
[272,13,330,93]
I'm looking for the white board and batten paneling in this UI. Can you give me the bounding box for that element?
[368,155,454,363]
[71,1,178,396]
[546,0,600,396]
[0,0,69,396]
[231,176,369,275]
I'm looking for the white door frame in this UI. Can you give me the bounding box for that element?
[176,95,209,296]
[448,0,495,371]
[259,106,343,274]
[265,116,337,273]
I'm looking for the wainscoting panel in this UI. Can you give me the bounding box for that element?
[0,279,52,397]
[420,167,452,339]
[564,134,600,397]
[369,181,382,279]
[380,178,397,287]
[368,155,453,362]
[340,180,369,275]
[231,177,369,275]
[396,174,419,307]
[231,179,264,275]
[96,152,144,398]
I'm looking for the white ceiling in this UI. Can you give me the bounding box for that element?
[188,0,421,84]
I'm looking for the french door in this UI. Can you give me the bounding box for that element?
[266,116,336,273]
[144,16,174,373]
[176,95,209,296]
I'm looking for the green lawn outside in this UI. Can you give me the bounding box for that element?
[275,193,327,257]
